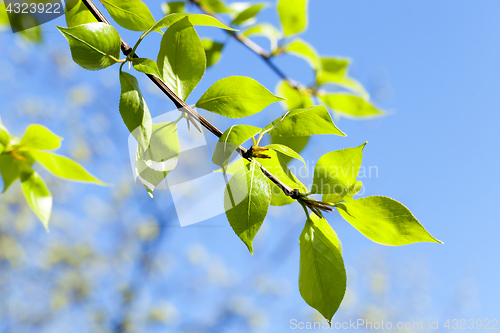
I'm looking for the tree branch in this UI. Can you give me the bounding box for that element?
[81,0,297,198]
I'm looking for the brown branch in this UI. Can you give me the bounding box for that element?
[81,0,297,198]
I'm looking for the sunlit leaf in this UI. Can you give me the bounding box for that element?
[319,93,384,118]
[101,0,158,32]
[265,144,306,169]
[119,71,153,150]
[336,196,443,246]
[231,3,267,26]
[224,160,271,254]
[56,23,121,71]
[311,142,365,204]
[299,213,346,322]
[147,13,236,33]
[0,154,21,193]
[196,76,284,118]
[276,79,312,111]
[270,135,309,164]
[201,39,224,68]
[213,125,260,170]
[197,0,230,13]
[264,105,345,137]
[21,170,52,231]
[157,17,205,101]
[132,58,163,79]
[277,0,308,37]
[162,1,185,15]
[32,151,106,185]
[283,38,319,69]
[242,23,281,51]
[65,0,99,27]
[20,124,62,151]
[136,122,180,195]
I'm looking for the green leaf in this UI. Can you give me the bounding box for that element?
[157,17,206,101]
[213,125,260,170]
[316,58,369,98]
[119,71,153,150]
[162,1,185,15]
[19,125,62,151]
[0,154,21,193]
[264,105,345,137]
[101,0,158,32]
[257,150,306,206]
[0,124,9,149]
[311,142,366,203]
[147,13,236,34]
[336,196,443,246]
[242,23,281,51]
[56,23,121,71]
[276,80,312,111]
[132,58,163,80]
[283,38,319,69]
[0,2,9,28]
[31,151,106,185]
[201,39,224,68]
[277,0,308,37]
[65,0,99,28]
[270,135,309,164]
[264,144,306,170]
[21,170,52,231]
[319,93,384,118]
[299,213,346,322]
[224,160,271,254]
[197,0,230,13]
[136,122,180,194]
[231,3,267,26]
[196,76,284,118]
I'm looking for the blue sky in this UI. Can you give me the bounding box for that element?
[1,0,499,331]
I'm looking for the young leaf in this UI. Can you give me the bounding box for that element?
[31,151,106,185]
[56,23,121,71]
[311,142,366,203]
[21,170,52,231]
[19,125,62,151]
[101,0,158,32]
[224,160,271,254]
[65,0,99,27]
[0,154,21,193]
[231,3,267,26]
[119,71,153,150]
[146,13,236,34]
[136,122,180,195]
[299,213,346,323]
[201,39,224,68]
[197,0,230,13]
[257,150,306,206]
[0,124,10,149]
[336,196,443,246]
[270,135,309,164]
[277,0,308,37]
[276,80,313,111]
[132,58,163,80]
[242,23,281,51]
[213,125,261,170]
[157,17,206,101]
[283,38,319,70]
[162,1,185,15]
[264,105,345,137]
[264,144,306,170]
[319,93,384,118]
[196,76,284,118]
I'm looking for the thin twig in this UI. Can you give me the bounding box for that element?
[81,0,297,197]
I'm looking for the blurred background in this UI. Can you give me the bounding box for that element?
[1,0,499,332]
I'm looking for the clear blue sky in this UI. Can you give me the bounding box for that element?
[1,0,499,331]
